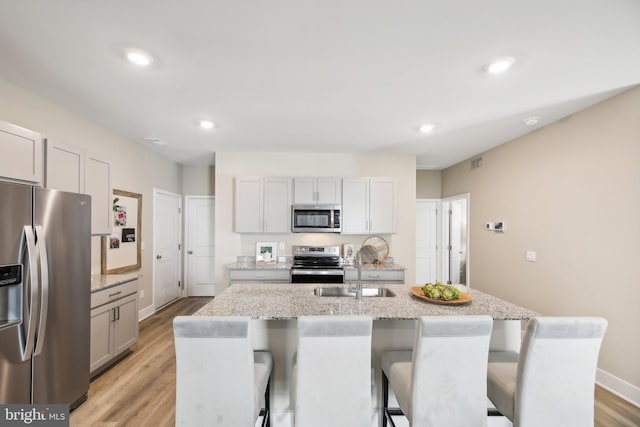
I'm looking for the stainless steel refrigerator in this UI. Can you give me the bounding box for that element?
[0,181,90,409]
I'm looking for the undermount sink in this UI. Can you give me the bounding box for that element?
[313,286,396,298]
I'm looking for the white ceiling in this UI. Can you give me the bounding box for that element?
[0,1,638,168]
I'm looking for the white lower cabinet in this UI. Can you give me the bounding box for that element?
[90,281,138,376]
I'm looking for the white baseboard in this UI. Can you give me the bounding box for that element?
[138,305,155,322]
[596,368,640,408]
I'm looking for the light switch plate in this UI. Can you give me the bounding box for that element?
[526,251,536,262]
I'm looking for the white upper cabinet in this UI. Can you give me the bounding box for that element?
[85,152,112,235]
[342,177,396,234]
[45,140,84,193]
[293,177,342,204]
[264,178,292,232]
[342,178,370,234]
[235,177,291,233]
[369,178,396,233]
[0,120,43,185]
[45,140,112,235]
[235,177,263,233]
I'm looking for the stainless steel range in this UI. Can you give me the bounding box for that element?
[290,245,344,284]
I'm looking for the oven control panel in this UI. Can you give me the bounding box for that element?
[293,245,340,257]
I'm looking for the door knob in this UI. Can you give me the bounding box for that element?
[187,251,194,254]
[156,255,162,260]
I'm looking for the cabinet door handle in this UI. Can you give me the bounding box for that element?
[109,291,122,298]
[112,307,117,322]
[187,251,194,255]
[117,306,120,321]
[254,274,266,278]
[365,220,369,231]
[156,255,162,260]
[368,274,381,279]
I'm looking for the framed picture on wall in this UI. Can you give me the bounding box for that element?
[101,189,142,274]
[256,242,277,263]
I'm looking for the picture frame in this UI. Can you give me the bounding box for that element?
[101,189,142,274]
[343,243,355,260]
[256,242,277,263]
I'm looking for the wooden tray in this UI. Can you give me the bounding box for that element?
[410,286,473,305]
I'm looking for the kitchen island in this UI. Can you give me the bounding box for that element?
[194,283,537,426]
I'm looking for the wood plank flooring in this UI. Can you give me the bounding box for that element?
[70,297,212,427]
[71,297,640,427]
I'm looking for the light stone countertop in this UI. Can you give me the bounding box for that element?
[195,282,538,320]
[227,262,405,271]
[342,263,406,271]
[91,272,140,293]
[228,262,293,270]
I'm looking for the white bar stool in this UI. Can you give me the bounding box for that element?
[381,315,493,427]
[173,316,272,427]
[293,315,373,427]
[487,316,607,427]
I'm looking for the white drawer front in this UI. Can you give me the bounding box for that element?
[344,269,404,283]
[91,279,138,309]
[229,269,290,282]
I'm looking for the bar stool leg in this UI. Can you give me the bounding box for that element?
[261,377,271,427]
[381,371,397,427]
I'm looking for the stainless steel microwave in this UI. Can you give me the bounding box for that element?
[291,205,341,233]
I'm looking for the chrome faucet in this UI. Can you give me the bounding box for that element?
[354,251,363,300]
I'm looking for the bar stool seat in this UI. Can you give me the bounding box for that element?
[293,315,373,427]
[173,316,272,427]
[381,315,493,427]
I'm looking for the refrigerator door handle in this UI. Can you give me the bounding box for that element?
[19,226,39,361]
[34,225,50,356]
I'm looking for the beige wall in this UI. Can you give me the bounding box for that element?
[215,152,417,289]
[182,165,215,196]
[442,86,640,389]
[0,78,181,315]
[416,169,442,199]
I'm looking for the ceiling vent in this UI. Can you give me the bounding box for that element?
[470,156,483,170]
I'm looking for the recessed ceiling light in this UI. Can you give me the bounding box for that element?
[524,116,540,126]
[143,137,168,146]
[419,123,436,133]
[198,120,215,130]
[126,50,153,67]
[484,57,515,75]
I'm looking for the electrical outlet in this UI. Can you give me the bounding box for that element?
[140,290,144,300]
[526,251,536,262]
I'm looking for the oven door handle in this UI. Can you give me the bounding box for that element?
[291,269,345,275]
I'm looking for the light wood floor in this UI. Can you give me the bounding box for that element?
[71,297,640,427]
[70,297,212,427]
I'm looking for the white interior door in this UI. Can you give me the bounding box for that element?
[416,199,440,284]
[153,189,182,309]
[185,196,215,296]
[443,194,469,286]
